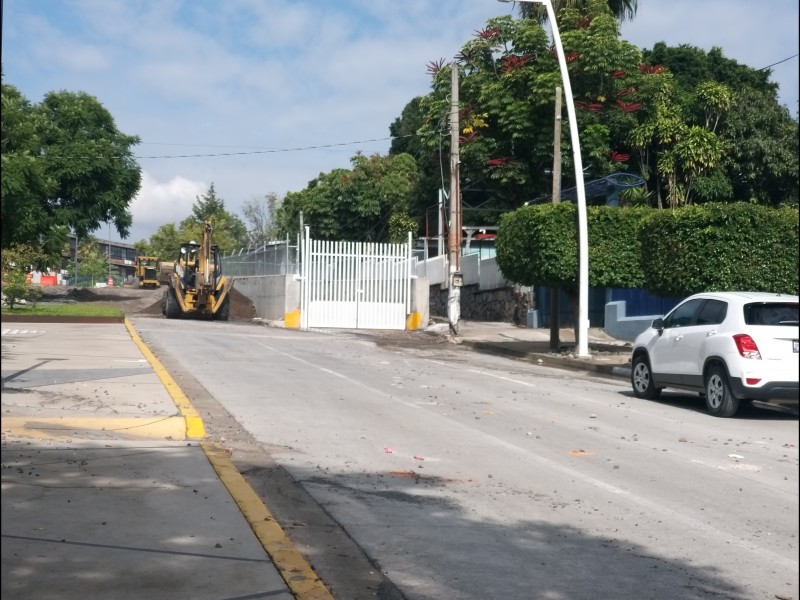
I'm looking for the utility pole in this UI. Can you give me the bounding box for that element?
[438,189,445,258]
[549,86,562,352]
[107,220,112,285]
[74,233,78,287]
[447,64,461,334]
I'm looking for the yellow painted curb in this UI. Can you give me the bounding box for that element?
[284,309,301,329]
[201,443,335,600]
[1,416,186,441]
[124,318,206,439]
[405,311,422,330]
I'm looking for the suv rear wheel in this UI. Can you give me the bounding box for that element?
[704,365,739,417]
[631,354,662,400]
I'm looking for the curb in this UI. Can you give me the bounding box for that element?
[202,443,336,600]
[461,339,632,380]
[0,415,187,441]
[124,318,206,439]
[1,315,124,323]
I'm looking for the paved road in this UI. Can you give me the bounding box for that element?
[133,317,800,600]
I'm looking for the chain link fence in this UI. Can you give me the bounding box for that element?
[221,239,300,277]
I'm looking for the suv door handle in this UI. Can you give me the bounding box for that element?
[674,334,683,341]
[706,331,717,337]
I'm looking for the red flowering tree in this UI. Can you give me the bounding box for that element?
[417,0,644,215]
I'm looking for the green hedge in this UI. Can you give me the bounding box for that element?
[496,204,647,289]
[639,203,798,297]
[496,202,799,296]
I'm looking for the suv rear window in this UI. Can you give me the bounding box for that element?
[743,302,799,326]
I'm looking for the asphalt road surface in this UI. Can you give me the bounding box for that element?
[131,316,799,600]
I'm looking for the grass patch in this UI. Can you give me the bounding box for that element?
[1,304,124,317]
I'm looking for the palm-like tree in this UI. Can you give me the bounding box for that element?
[518,0,638,23]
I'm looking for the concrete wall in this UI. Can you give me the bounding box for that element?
[234,274,427,330]
[234,272,653,338]
[603,300,662,341]
[409,277,430,330]
[233,275,300,325]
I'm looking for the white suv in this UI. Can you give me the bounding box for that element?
[630,291,799,417]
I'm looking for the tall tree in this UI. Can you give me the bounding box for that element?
[242,193,282,246]
[1,84,142,265]
[141,223,183,263]
[190,182,227,222]
[1,85,54,256]
[276,152,419,243]
[36,91,140,239]
[404,0,793,219]
[640,43,798,206]
[518,0,638,23]
[181,183,248,250]
[416,1,643,216]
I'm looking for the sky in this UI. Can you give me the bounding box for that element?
[3,0,798,246]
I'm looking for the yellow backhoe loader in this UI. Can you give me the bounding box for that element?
[162,221,233,320]
[135,256,161,288]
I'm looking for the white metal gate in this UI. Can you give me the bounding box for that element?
[300,229,413,330]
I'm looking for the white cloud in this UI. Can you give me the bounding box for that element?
[121,172,207,243]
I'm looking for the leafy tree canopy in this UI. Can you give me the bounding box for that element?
[387,0,797,231]
[1,84,142,267]
[519,0,639,23]
[276,152,419,243]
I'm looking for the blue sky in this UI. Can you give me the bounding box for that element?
[3,0,798,245]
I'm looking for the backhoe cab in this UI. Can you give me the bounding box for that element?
[162,221,233,320]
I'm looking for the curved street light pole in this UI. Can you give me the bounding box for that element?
[498,0,590,356]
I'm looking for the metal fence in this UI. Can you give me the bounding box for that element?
[220,239,300,277]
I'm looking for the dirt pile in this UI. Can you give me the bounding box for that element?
[228,287,256,320]
[141,286,256,320]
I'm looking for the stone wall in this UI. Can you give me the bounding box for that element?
[430,283,533,325]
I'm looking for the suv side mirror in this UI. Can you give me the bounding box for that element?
[652,317,664,332]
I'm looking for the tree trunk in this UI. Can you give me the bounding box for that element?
[549,288,560,351]
[565,288,580,352]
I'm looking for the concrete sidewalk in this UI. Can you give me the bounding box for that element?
[425,319,634,379]
[1,321,332,600]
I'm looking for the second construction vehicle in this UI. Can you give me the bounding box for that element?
[162,221,233,320]
[135,256,161,288]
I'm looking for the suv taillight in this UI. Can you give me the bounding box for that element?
[733,334,761,360]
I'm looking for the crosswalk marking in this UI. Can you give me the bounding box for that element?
[1,329,46,335]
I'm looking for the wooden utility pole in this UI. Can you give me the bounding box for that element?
[447,64,461,334]
[549,86,562,352]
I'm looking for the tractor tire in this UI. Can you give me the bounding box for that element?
[214,294,230,321]
[164,287,181,319]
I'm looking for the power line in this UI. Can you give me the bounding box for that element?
[758,53,798,71]
[134,136,400,159]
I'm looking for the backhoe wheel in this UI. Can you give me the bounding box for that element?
[164,287,181,319]
[704,365,739,418]
[214,295,230,321]
[631,353,661,400]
